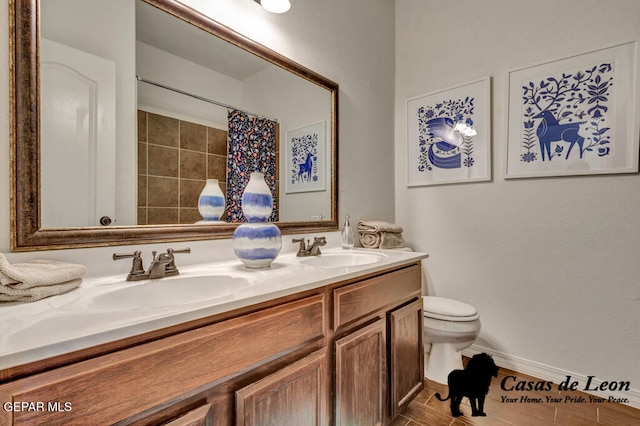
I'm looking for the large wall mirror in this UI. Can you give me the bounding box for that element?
[10,0,339,251]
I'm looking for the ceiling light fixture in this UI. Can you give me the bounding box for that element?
[255,0,291,14]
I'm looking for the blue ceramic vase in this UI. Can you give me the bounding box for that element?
[233,172,281,268]
[197,179,225,222]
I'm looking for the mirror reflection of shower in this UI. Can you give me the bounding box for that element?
[136,77,279,225]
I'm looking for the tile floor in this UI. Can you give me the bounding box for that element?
[392,366,640,426]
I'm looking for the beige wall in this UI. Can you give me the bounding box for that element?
[395,0,640,404]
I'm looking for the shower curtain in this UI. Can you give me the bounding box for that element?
[225,109,278,222]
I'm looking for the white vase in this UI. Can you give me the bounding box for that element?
[233,172,281,268]
[233,222,282,268]
[198,179,225,222]
[241,172,273,222]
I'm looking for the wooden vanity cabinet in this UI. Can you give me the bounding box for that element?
[0,295,326,426]
[0,262,423,426]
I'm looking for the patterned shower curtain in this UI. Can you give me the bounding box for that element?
[225,109,278,222]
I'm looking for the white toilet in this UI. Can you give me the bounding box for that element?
[422,296,481,384]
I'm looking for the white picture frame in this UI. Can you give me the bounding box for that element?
[406,77,491,186]
[506,41,639,178]
[285,121,326,193]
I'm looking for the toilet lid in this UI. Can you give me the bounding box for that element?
[423,296,479,321]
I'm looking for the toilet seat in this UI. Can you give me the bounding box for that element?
[423,296,479,321]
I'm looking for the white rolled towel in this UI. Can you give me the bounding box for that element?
[357,221,407,249]
[0,254,87,302]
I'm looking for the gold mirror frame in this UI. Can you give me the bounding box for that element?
[10,0,339,251]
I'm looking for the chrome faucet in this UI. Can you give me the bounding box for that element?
[292,236,327,257]
[147,251,174,279]
[113,248,191,281]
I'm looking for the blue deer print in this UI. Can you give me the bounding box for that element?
[534,110,585,161]
[297,152,314,182]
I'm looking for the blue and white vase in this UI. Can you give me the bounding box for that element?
[233,172,281,268]
[233,222,282,268]
[198,179,225,222]
[241,172,274,222]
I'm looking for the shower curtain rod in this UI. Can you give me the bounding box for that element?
[136,76,277,122]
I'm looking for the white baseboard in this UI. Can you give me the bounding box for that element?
[463,345,640,410]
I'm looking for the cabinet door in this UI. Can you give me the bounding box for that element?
[235,348,329,426]
[335,318,387,426]
[389,299,424,419]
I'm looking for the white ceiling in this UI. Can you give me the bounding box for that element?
[135,0,271,81]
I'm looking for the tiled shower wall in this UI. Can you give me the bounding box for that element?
[137,110,228,225]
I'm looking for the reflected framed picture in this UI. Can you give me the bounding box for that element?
[285,121,326,193]
[406,77,491,186]
[506,41,639,178]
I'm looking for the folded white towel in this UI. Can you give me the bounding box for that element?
[0,280,82,303]
[357,220,404,235]
[357,221,407,249]
[0,254,87,302]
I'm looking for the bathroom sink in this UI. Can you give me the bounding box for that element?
[89,275,252,311]
[298,251,387,268]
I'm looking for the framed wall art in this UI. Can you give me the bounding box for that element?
[406,77,491,186]
[506,41,639,178]
[285,121,326,193]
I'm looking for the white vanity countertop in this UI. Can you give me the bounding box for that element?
[0,248,428,371]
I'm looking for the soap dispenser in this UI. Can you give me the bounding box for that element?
[341,215,355,249]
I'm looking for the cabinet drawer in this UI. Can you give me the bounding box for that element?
[333,264,420,329]
[0,294,325,425]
